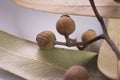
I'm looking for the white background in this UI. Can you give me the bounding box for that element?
[0,0,107,80]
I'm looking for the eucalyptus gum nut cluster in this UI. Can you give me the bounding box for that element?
[82,29,97,45]
[56,15,75,36]
[36,31,56,50]
[64,65,89,80]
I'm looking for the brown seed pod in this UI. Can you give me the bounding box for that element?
[36,30,56,50]
[82,29,99,53]
[64,65,89,80]
[56,15,75,36]
[82,29,97,45]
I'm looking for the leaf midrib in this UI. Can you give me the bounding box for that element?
[0,47,65,71]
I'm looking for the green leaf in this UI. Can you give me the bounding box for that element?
[13,0,120,18]
[0,30,108,80]
[98,19,120,79]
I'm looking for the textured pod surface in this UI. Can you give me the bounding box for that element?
[56,15,75,36]
[64,65,89,80]
[36,31,56,50]
[82,29,97,45]
[81,30,98,53]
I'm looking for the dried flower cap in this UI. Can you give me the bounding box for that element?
[64,65,89,80]
[36,30,56,50]
[56,15,75,36]
[82,29,97,43]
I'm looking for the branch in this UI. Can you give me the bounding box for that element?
[89,0,108,34]
[55,40,82,47]
[77,34,104,50]
[55,34,104,50]
[89,0,120,59]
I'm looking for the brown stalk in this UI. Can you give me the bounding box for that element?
[77,34,104,50]
[55,0,120,60]
[89,0,120,60]
[55,34,104,49]
[89,0,120,79]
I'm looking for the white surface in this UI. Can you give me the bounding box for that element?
[0,0,107,80]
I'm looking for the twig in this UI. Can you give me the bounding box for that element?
[55,40,82,47]
[89,0,108,34]
[55,34,104,49]
[89,0,120,79]
[65,35,70,46]
[77,34,104,50]
[89,0,120,59]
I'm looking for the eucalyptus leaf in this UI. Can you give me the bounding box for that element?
[13,0,120,18]
[98,19,120,79]
[0,30,108,80]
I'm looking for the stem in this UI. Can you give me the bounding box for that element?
[55,34,104,49]
[65,35,70,46]
[77,34,104,50]
[89,0,108,34]
[54,41,66,45]
[55,41,82,47]
[89,0,120,59]
[105,35,120,59]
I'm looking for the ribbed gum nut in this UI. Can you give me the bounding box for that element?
[56,15,75,36]
[36,31,56,50]
[82,29,97,45]
[64,65,89,80]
